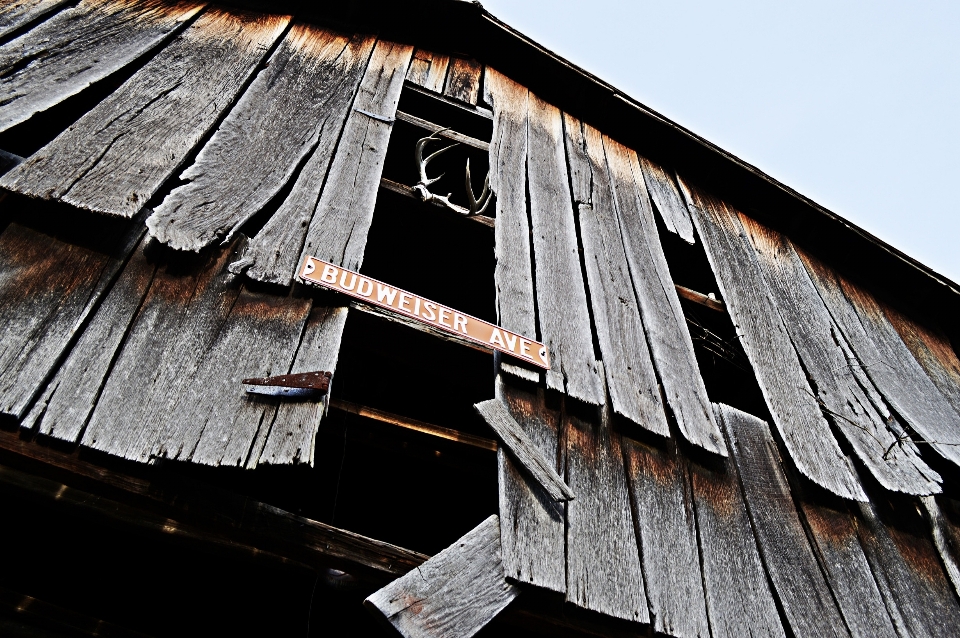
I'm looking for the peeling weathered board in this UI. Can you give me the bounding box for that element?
[0,0,71,39]
[1,10,290,218]
[885,306,960,419]
[798,248,960,470]
[689,418,786,638]
[717,403,851,638]
[525,93,603,404]
[565,403,647,623]
[637,157,694,244]
[607,139,724,455]
[495,375,565,594]
[257,305,348,466]
[364,515,519,638]
[444,57,482,105]
[0,220,143,419]
[0,0,204,133]
[563,115,668,438]
[406,49,450,93]
[484,68,537,383]
[921,496,960,599]
[739,216,940,495]
[622,437,709,638]
[147,27,377,251]
[684,183,865,501]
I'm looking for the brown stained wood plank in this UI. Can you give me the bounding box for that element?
[147,27,376,252]
[405,49,450,93]
[565,403,647,623]
[563,115,669,437]
[716,403,852,638]
[622,437,709,638]
[637,157,694,244]
[739,216,940,495]
[885,306,960,419]
[607,138,724,455]
[0,10,291,217]
[0,221,143,419]
[675,285,725,312]
[798,248,960,470]
[0,0,71,39]
[683,182,865,501]
[364,515,520,638]
[443,56,482,105]
[496,376,565,593]
[526,93,603,404]
[0,0,204,133]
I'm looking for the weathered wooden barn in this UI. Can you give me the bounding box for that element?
[2,0,960,635]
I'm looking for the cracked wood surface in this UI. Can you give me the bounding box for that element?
[685,182,865,501]
[638,156,694,244]
[364,515,519,638]
[0,0,71,39]
[0,0,203,133]
[0,9,289,218]
[147,26,376,252]
[921,496,960,601]
[405,49,450,93]
[443,57,481,105]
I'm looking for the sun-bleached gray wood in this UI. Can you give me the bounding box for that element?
[364,515,519,638]
[739,216,940,495]
[444,57,482,105]
[921,496,960,600]
[525,93,603,404]
[606,138,724,455]
[0,0,70,39]
[406,49,450,93]
[683,182,865,501]
[563,115,668,438]
[637,156,695,243]
[147,26,376,251]
[0,0,203,133]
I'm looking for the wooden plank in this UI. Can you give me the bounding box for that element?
[798,247,960,470]
[0,0,71,39]
[638,157,694,243]
[564,402,647,623]
[675,285,725,312]
[562,115,669,437]
[622,437,709,638]
[378,178,496,229]
[607,138,724,455]
[147,26,376,252]
[717,402,852,638]
[496,375,565,593]
[443,57,482,105]
[364,515,520,638]
[683,182,865,501]
[885,305,960,418]
[394,110,489,150]
[525,93,603,404]
[0,9,291,218]
[739,215,940,495]
[405,49,450,93]
[0,0,204,133]
[921,496,960,599]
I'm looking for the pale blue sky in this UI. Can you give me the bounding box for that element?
[482,1,960,283]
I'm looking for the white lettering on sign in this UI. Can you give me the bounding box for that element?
[299,256,550,369]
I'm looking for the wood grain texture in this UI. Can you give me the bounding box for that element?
[740,216,940,495]
[565,402,648,623]
[147,26,376,251]
[921,496,960,599]
[0,9,290,218]
[684,182,865,501]
[798,248,960,470]
[0,0,71,39]
[405,49,450,93]
[443,57,482,105]
[525,93,602,404]
[622,437,709,638]
[562,115,669,437]
[496,375,565,593]
[0,0,203,133]
[607,139,724,455]
[0,220,143,419]
[637,157,694,243]
[364,515,519,638]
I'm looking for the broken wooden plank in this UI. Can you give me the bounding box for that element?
[364,515,519,638]
[147,26,376,252]
[0,0,204,133]
[563,115,668,437]
[495,375,565,593]
[683,182,865,501]
[0,0,71,40]
[525,93,603,404]
[0,9,290,218]
[739,215,940,495]
[622,436,709,638]
[637,157,694,243]
[394,110,489,150]
[565,402,647,623]
[607,138,725,455]
[405,49,450,93]
[444,57,482,105]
